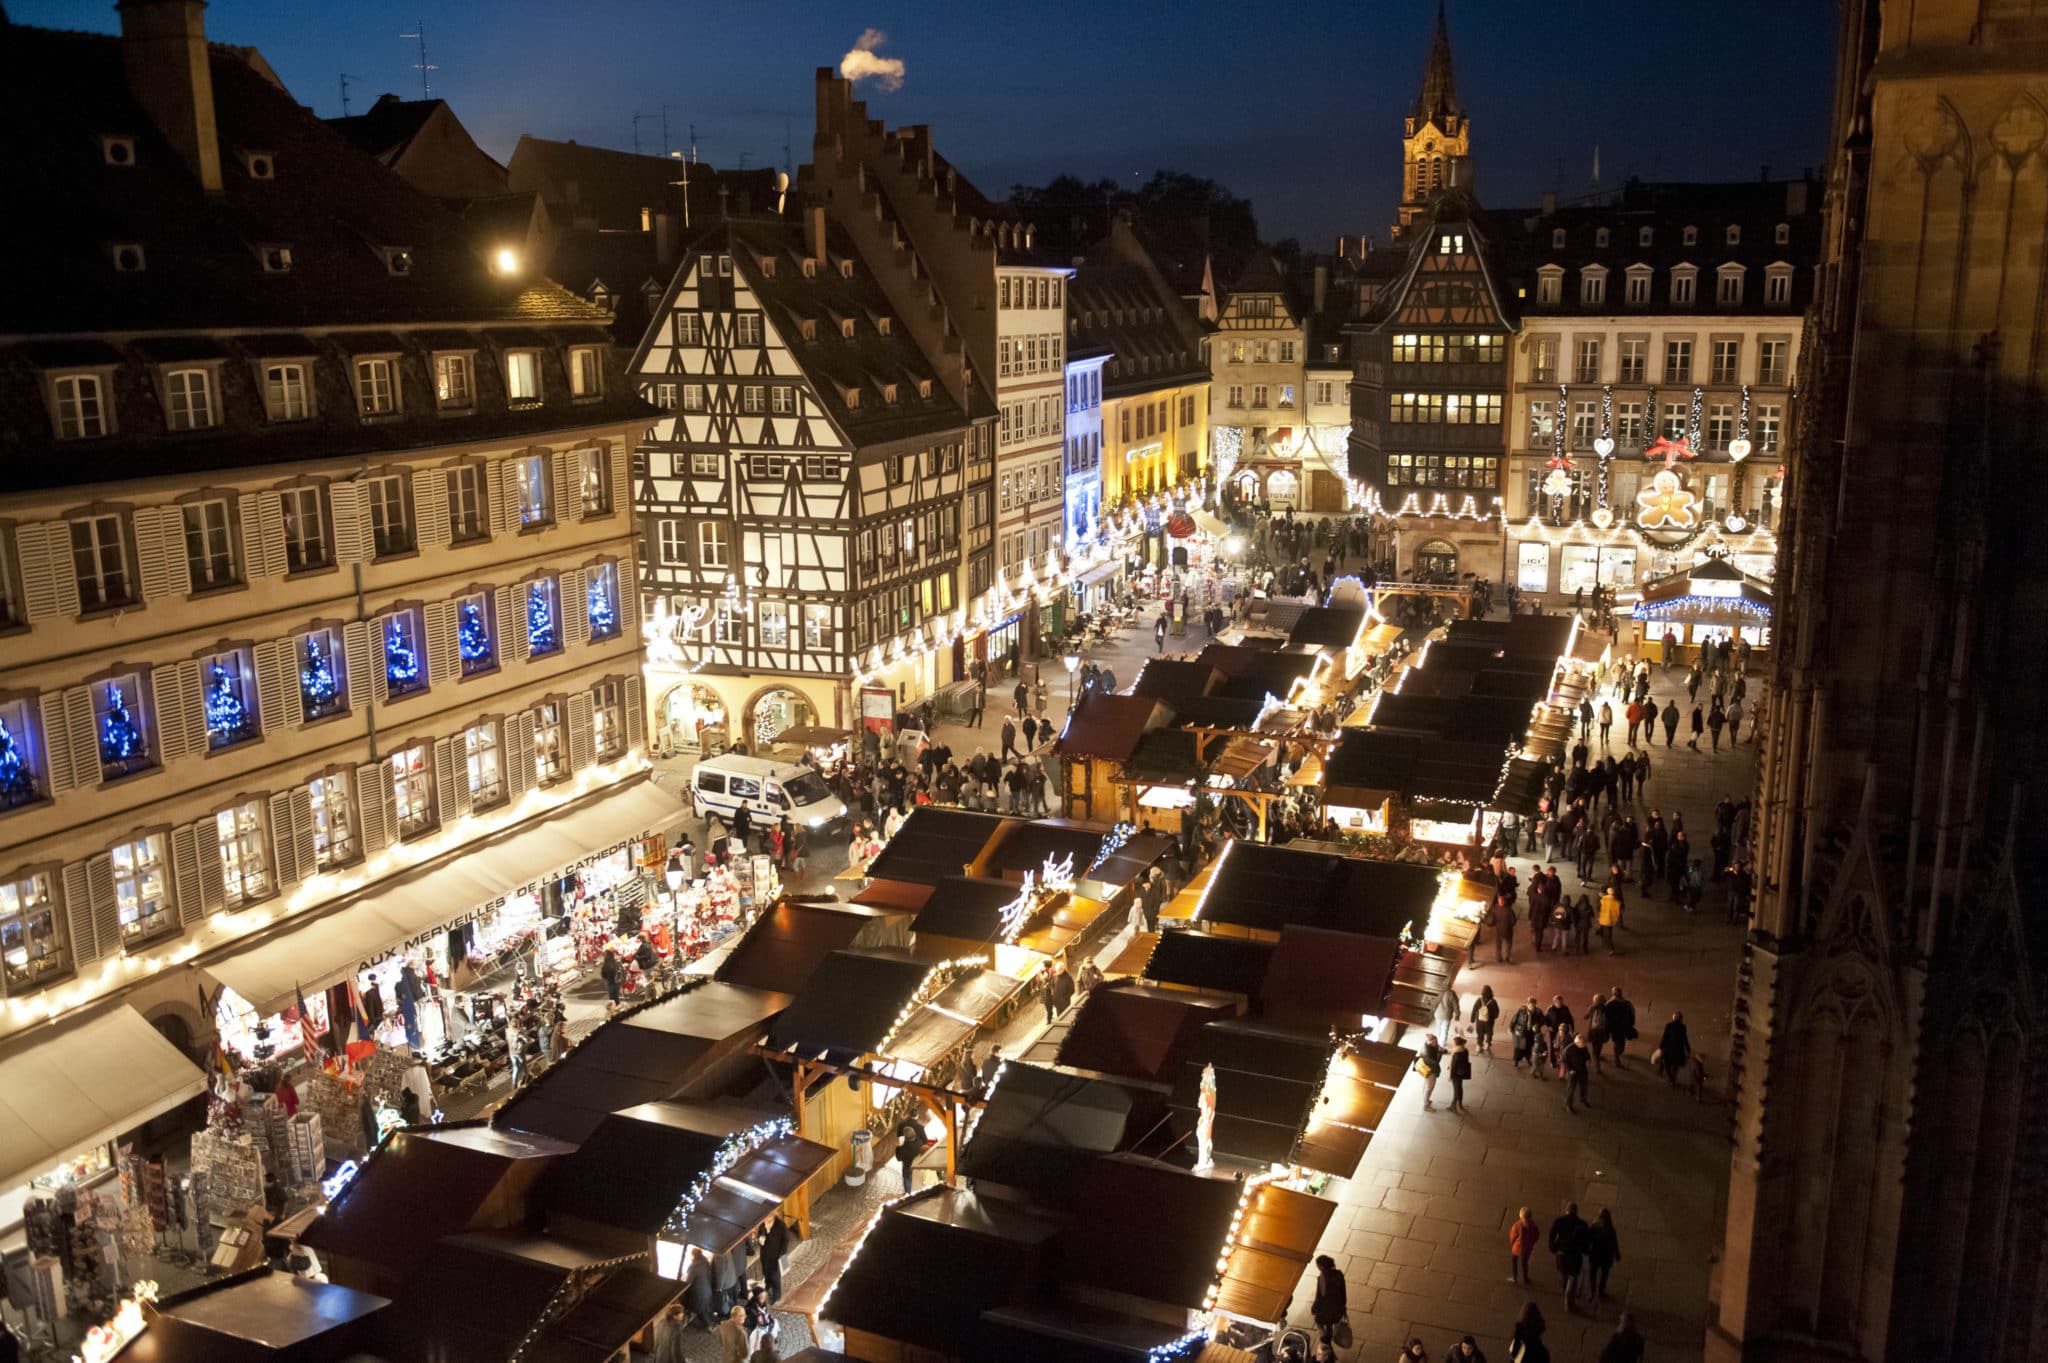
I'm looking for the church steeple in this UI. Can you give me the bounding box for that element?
[1413,0,1460,129]
[1396,0,1470,239]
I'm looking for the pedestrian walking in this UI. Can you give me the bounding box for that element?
[1446,1336,1487,1363]
[719,1306,750,1363]
[1598,885,1621,953]
[1049,960,1075,1019]
[1727,695,1745,744]
[1473,985,1500,1053]
[1448,1036,1473,1112]
[1436,984,1462,1039]
[1689,702,1705,750]
[1656,1011,1692,1084]
[1155,612,1168,650]
[1492,894,1518,962]
[1597,1313,1646,1363]
[1510,1301,1552,1363]
[1511,998,1540,1073]
[1661,700,1680,747]
[1562,1034,1592,1112]
[1551,1202,1589,1310]
[1310,1254,1348,1350]
[1707,700,1726,751]
[1586,994,1610,1072]
[1417,1033,1445,1111]
[1509,1207,1542,1284]
[1586,1209,1621,1301]
[1000,715,1019,761]
[893,1114,927,1191]
[1606,987,1636,1068]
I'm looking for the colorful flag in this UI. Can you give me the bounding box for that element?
[293,985,324,1067]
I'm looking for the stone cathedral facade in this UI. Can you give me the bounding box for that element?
[1710,3,2048,1360]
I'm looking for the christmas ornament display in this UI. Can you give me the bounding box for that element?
[458,599,494,673]
[99,683,147,774]
[301,636,341,720]
[205,660,254,748]
[1637,469,1699,530]
[385,616,422,694]
[527,581,559,654]
[587,567,618,638]
[0,715,39,810]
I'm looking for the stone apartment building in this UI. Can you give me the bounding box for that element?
[0,0,659,1208]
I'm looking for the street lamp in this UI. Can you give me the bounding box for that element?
[664,866,684,897]
[1063,653,1081,712]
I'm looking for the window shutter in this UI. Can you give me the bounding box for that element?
[560,568,587,644]
[505,713,535,797]
[625,676,645,753]
[249,492,289,577]
[341,621,370,713]
[567,692,595,772]
[171,823,206,928]
[329,479,370,565]
[63,861,101,966]
[40,689,78,794]
[426,600,457,685]
[498,587,527,664]
[255,640,293,734]
[416,467,451,550]
[62,686,97,787]
[162,509,192,597]
[196,817,226,913]
[357,761,394,855]
[269,792,301,889]
[610,443,631,518]
[17,522,75,619]
[554,450,581,524]
[87,854,121,959]
[135,507,176,600]
[158,660,202,763]
[495,461,521,536]
[435,735,470,823]
[369,618,392,705]
[617,580,640,639]
[289,785,316,883]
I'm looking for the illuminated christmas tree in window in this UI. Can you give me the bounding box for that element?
[99,682,147,774]
[528,581,559,654]
[459,598,494,673]
[0,715,39,810]
[301,636,341,720]
[587,566,618,638]
[205,659,255,748]
[385,615,422,694]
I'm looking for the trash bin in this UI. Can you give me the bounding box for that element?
[845,1128,872,1187]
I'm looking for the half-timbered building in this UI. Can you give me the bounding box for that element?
[1211,254,1310,510]
[1346,191,1516,578]
[629,213,990,749]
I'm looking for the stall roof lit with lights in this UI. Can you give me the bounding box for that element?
[1619,554,1774,639]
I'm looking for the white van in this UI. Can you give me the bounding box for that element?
[691,754,849,831]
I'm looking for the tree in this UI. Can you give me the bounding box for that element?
[301,637,340,718]
[204,661,254,747]
[458,600,493,671]
[587,570,618,638]
[385,616,422,691]
[1009,169,1265,293]
[528,582,559,654]
[99,683,147,770]
[0,715,38,810]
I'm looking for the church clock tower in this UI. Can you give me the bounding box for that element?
[1397,1,1467,240]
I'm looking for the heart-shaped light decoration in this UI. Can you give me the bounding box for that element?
[1725,514,1748,533]
[1593,436,1616,458]
[1591,507,1615,529]
[1728,437,1752,462]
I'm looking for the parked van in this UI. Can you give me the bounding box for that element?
[690,754,848,831]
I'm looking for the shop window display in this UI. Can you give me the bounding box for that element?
[310,770,357,870]
[390,743,434,838]
[1,870,67,993]
[112,833,175,945]
[216,798,272,908]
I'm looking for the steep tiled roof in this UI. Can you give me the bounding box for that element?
[327,93,441,164]
[508,135,780,232]
[1069,264,1207,398]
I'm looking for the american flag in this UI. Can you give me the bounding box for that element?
[293,985,325,1068]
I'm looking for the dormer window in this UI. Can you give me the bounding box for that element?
[1671,264,1699,307]
[110,243,146,273]
[1775,222,1790,245]
[1595,227,1610,248]
[384,247,414,277]
[841,386,861,409]
[876,316,892,336]
[917,379,932,399]
[1726,224,1742,246]
[240,150,275,180]
[839,259,854,279]
[1535,266,1563,306]
[882,383,899,405]
[101,135,136,167]
[839,318,855,339]
[1551,228,1566,250]
[759,256,777,278]
[799,318,818,342]
[1717,262,1747,305]
[801,258,818,278]
[589,284,612,312]
[1639,227,1654,247]
[1683,225,1699,246]
[260,245,294,274]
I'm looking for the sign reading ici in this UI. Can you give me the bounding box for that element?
[355,834,649,974]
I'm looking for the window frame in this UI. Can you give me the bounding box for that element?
[567,345,604,400]
[456,590,498,677]
[298,623,351,723]
[262,360,313,422]
[70,510,137,613]
[352,355,401,418]
[389,740,437,840]
[592,679,627,761]
[50,371,113,440]
[90,669,157,781]
[161,365,220,432]
[380,608,427,700]
[697,520,731,569]
[213,795,274,911]
[525,575,564,657]
[532,699,569,787]
[578,446,612,517]
[200,644,260,751]
[445,460,491,544]
[514,453,553,529]
[111,829,178,948]
[366,469,415,558]
[0,865,70,997]
[463,717,508,812]
[505,349,543,406]
[0,694,48,813]
[433,351,476,411]
[179,493,242,593]
[308,767,359,872]
[278,482,334,575]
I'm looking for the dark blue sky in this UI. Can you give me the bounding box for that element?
[19,0,1837,244]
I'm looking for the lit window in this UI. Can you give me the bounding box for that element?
[592,680,625,760]
[698,521,730,569]
[770,385,796,415]
[803,604,829,649]
[759,601,789,647]
[281,486,331,572]
[368,472,413,556]
[464,720,505,809]
[112,833,175,946]
[532,702,566,785]
[52,374,108,439]
[182,498,239,590]
[586,562,621,640]
[457,592,495,675]
[506,350,541,404]
[526,577,562,656]
[657,522,687,566]
[435,353,474,407]
[164,368,216,430]
[568,346,603,398]
[215,798,273,909]
[309,770,356,870]
[446,463,488,542]
[71,513,134,610]
[390,743,434,838]
[201,648,258,749]
[682,384,706,412]
[0,698,47,812]
[515,454,551,527]
[734,313,765,346]
[381,610,425,697]
[0,871,67,994]
[354,358,397,416]
[92,674,153,780]
[579,447,611,515]
[264,363,310,421]
[299,625,348,722]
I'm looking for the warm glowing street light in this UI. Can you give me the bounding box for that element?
[493,247,521,275]
[1063,652,1081,712]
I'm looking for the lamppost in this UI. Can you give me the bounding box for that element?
[1063,653,1081,712]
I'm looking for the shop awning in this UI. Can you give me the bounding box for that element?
[0,1005,207,1194]
[208,779,683,1017]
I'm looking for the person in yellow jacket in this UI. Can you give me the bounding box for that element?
[1598,885,1623,954]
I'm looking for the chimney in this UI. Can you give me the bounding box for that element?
[1786,179,1809,216]
[654,211,674,266]
[117,0,222,192]
[1541,189,1557,217]
[1313,264,1328,315]
[806,204,827,264]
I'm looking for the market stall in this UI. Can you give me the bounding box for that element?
[1621,555,1774,661]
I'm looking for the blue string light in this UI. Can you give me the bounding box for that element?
[385,615,422,694]
[301,636,342,720]
[99,682,147,773]
[587,564,618,639]
[528,581,559,654]
[204,659,255,748]
[0,715,38,810]
[458,599,494,673]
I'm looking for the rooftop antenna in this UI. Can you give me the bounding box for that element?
[669,151,690,230]
[661,105,673,159]
[339,72,357,117]
[633,111,659,156]
[400,21,436,100]
[689,123,699,165]
[783,117,794,177]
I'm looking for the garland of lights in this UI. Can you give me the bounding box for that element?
[1629,595,1773,622]
[301,635,341,720]
[204,659,254,749]
[385,615,422,694]
[99,682,147,770]
[659,1116,797,1238]
[1689,386,1704,448]
[1595,385,1616,513]
[1148,1324,1214,1362]
[458,599,494,672]
[0,716,37,810]
[878,956,990,1055]
[587,565,618,639]
[1085,822,1137,878]
[527,581,559,654]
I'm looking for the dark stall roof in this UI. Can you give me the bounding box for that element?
[1364,692,1540,747]
[910,876,1039,945]
[1324,728,1511,807]
[376,1239,565,1363]
[1121,728,1206,785]
[1058,1156,1240,1310]
[1168,1021,1333,1170]
[973,821,1109,881]
[715,900,884,995]
[1132,660,1225,706]
[536,1102,728,1236]
[1493,756,1550,816]
[300,1123,571,1275]
[1141,930,1275,999]
[1195,645,1323,700]
[126,1270,387,1363]
[1057,984,1234,1083]
[860,808,1012,886]
[498,979,791,1143]
[958,1063,1133,1208]
[1286,606,1369,651]
[765,951,934,1056]
[1260,926,1403,1032]
[1194,841,1445,938]
[526,1267,682,1363]
[1084,828,1178,893]
[977,1301,1198,1363]
[1054,692,1170,763]
[1440,613,1576,660]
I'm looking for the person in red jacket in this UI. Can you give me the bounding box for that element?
[1508,1205,1543,1284]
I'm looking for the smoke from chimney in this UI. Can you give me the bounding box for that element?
[838,29,905,91]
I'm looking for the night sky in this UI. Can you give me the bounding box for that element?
[18,0,1838,246]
